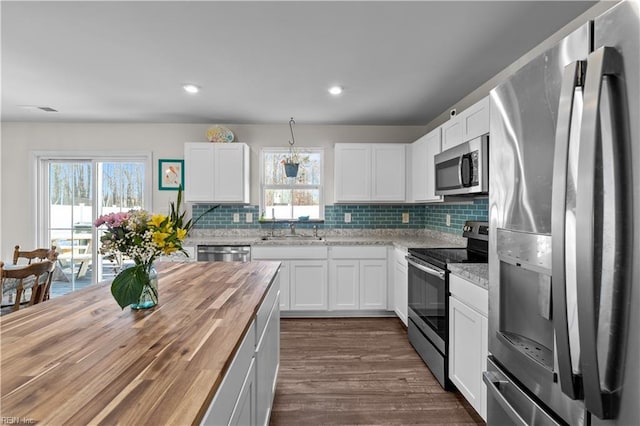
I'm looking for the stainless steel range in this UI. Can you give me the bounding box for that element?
[406,221,488,390]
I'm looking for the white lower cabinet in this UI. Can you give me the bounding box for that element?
[448,274,488,421]
[229,358,256,426]
[290,260,328,310]
[253,245,389,314]
[252,246,329,312]
[201,276,280,426]
[255,284,280,426]
[329,246,387,311]
[329,260,359,310]
[393,248,408,326]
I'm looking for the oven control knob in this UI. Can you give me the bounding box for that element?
[463,225,471,232]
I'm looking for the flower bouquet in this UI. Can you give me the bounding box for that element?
[94,210,186,309]
[95,186,218,310]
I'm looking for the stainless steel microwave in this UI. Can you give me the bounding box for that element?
[434,135,488,195]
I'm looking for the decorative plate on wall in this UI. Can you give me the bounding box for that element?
[206,126,234,143]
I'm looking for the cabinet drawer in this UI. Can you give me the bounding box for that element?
[252,246,328,260]
[449,274,488,316]
[330,246,387,259]
[201,320,256,426]
[256,276,279,341]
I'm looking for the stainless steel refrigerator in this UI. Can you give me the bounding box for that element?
[486,1,639,424]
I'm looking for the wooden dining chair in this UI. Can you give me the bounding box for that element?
[13,245,59,265]
[12,245,59,302]
[1,260,56,312]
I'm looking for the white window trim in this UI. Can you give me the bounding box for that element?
[32,151,153,283]
[259,147,324,220]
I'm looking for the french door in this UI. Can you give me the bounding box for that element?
[38,154,151,294]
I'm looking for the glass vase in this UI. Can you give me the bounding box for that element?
[130,264,158,310]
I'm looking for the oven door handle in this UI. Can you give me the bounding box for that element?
[406,257,445,279]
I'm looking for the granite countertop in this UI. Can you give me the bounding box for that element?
[448,263,488,290]
[186,231,465,251]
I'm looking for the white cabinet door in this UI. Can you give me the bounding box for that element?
[228,358,256,426]
[184,142,249,203]
[255,291,280,426]
[393,251,408,326]
[461,96,489,142]
[359,260,387,310]
[449,296,488,421]
[334,144,371,202]
[442,116,463,151]
[329,260,359,310]
[278,261,290,311]
[411,127,443,203]
[289,260,328,310]
[371,144,405,201]
[184,143,215,202]
[213,143,250,203]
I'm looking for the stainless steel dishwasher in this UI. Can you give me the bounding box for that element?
[197,245,251,262]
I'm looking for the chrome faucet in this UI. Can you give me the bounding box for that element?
[289,222,296,235]
[313,225,318,238]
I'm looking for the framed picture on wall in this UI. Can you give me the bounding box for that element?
[158,159,184,191]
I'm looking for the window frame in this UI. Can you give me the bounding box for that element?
[259,147,324,220]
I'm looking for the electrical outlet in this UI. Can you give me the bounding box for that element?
[402,212,410,224]
[344,213,351,223]
[246,213,253,223]
[233,213,240,223]
[446,214,451,227]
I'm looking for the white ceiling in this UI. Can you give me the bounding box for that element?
[1,1,596,125]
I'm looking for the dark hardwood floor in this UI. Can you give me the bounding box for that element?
[270,317,485,426]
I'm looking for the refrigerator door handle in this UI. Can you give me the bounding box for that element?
[576,45,632,420]
[551,60,584,400]
[483,372,528,426]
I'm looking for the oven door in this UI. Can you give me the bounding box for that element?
[407,255,447,352]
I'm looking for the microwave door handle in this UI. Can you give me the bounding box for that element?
[576,46,632,420]
[405,257,445,279]
[457,156,464,187]
[551,60,583,400]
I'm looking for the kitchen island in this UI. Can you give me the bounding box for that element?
[0,261,281,425]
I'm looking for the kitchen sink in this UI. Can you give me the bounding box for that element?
[260,235,324,241]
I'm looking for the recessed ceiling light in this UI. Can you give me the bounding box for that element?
[183,84,200,94]
[328,86,343,96]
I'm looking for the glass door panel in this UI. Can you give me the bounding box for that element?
[48,161,94,295]
[96,162,145,281]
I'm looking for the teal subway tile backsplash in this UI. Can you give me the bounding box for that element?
[191,197,488,235]
[424,198,488,235]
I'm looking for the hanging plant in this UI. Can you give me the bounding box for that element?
[282,117,299,178]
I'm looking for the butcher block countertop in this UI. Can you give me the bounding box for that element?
[0,261,280,425]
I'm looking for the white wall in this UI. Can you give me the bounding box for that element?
[0,122,426,256]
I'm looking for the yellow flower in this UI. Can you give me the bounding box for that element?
[177,228,187,240]
[152,231,170,247]
[148,214,166,228]
[163,243,178,254]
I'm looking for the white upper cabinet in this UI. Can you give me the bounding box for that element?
[410,127,443,203]
[441,96,490,151]
[334,143,405,203]
[334,144,371,202]
[442,116,463,151]
[184,143,250,203]
[460,96,490,142]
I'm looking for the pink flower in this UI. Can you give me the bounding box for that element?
[94,212,130,228]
